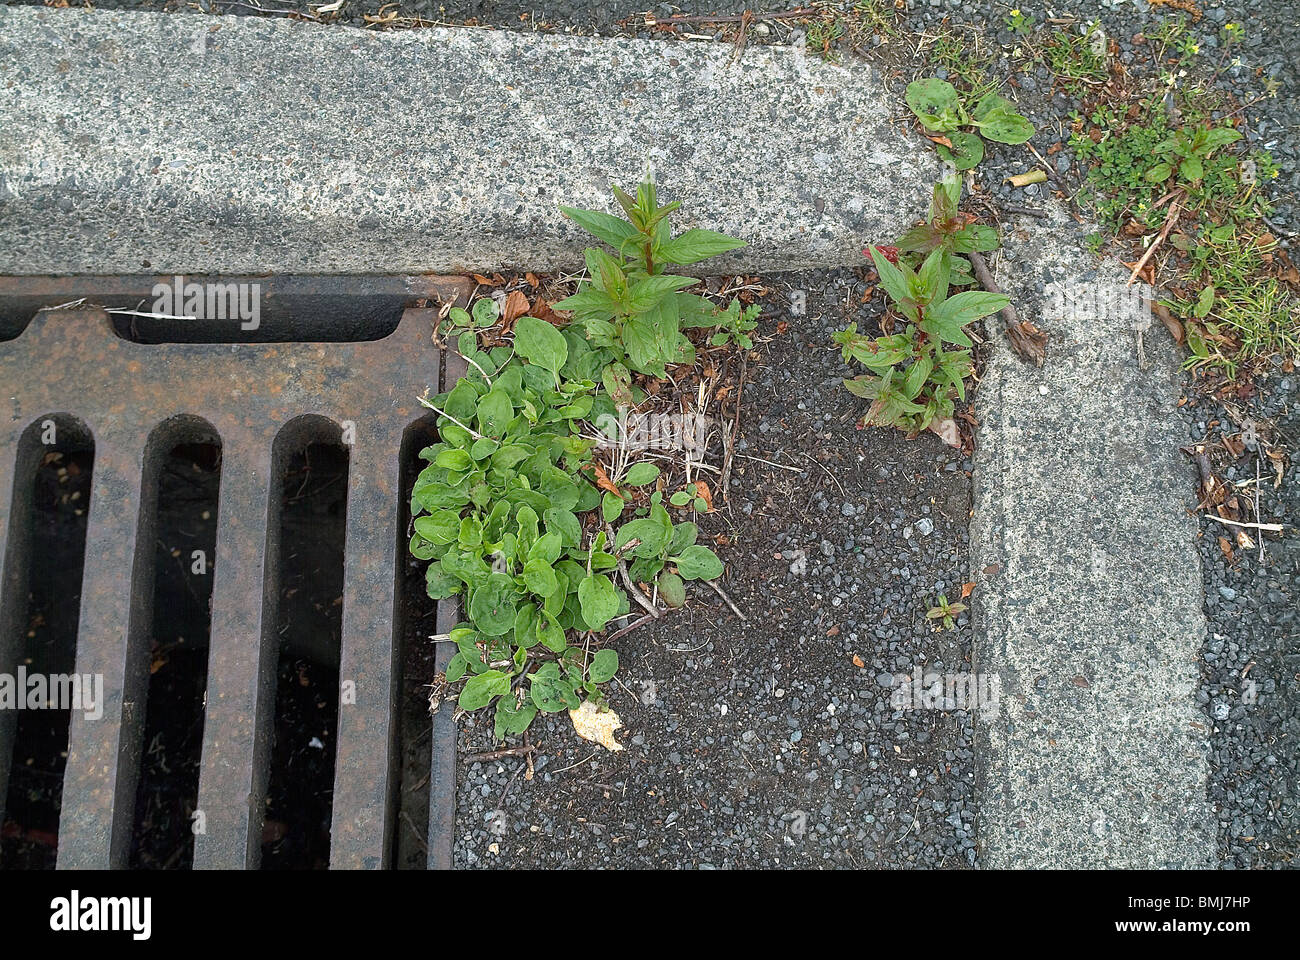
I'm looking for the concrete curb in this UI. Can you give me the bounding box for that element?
[0,6,938,276]
[971,204,1215,868]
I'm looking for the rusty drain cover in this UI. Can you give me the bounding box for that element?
[0,277,471,869]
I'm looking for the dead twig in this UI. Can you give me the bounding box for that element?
[605,610,662,643]
[1255,457,1265,562]
[966,250,1047,365]
[705,578,747,621]
[463,744,537,764]
[605,524,661,619]
[1024,141,1067,187]
[1204,515,1284,534]
[1127,193,1183,287]
[719,352,747,502]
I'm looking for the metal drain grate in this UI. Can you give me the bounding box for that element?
[0,277,470,869]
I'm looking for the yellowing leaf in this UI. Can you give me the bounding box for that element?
[569,701,624,752]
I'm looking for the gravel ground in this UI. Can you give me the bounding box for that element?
[892,0,1297,237]
[453,270,980,868]
[1181,371,1300,868]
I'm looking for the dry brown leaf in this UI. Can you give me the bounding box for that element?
[527,298,562,325]
[692,479,714,512]
[1218,536,1234,561]
[585,462,623,499]
[1121,259,1156,285]
[928,417,961,448]
[1145,0,1202,22]
[852,654,865,668]
[569,701,624,752]
[960,582,976,599]
[502,290,530,325]
[1151,301,1185,345]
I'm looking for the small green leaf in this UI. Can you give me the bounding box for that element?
[559,205,640,251]
[543,508,582,548]
[1145,162,1173,183]
[413,510,459,545]
[615,518,668,559]
[970,93,1035,144]
[435,448,472,471]
[459,670,511,711]
[936,130,984,171]
[577,574,619,631]
[445,652,467,683]
[494,697,538,738]
[1194,285,1216,318]
[530,679,567,712]
[468,573,518,636]
[658,228,747,265]
[472,298,499,327]
[513,315,568,374]
[588,649,619,684]
[867,246,911,307]
[475,387,514,437]
[673,545,724,581]
[973,109,1035,145]
[522,558,558,597]
[601,491,624,523]
[624,462,660,486]
[905,78,962,132]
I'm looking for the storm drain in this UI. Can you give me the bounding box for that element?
[0,277,471,870]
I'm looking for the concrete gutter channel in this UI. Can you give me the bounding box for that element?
[0,7,1216,868]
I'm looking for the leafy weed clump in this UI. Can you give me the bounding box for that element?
[835,181,1008,434]
[411,181,743,738]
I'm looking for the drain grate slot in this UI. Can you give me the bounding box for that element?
[261,427,349,870]
[0,416,95,869]
[128,421,222,870]
[392,415,442,870]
